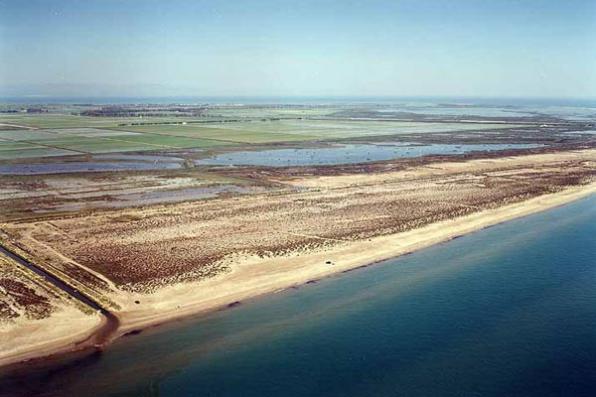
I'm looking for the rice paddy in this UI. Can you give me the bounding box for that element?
[114,124,320,143]
[0,112,547,160]
[0,114,197,129]
[0,124,237,159]
[116,119,521,140]
[0,141,75,159]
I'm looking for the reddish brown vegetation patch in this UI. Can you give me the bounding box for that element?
[2,152,592,294]
[0,278,51,320]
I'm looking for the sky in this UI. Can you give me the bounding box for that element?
[0,0,595,98]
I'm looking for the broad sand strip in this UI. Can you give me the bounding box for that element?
[114,182,596,335]
[0,307,103,368]
[2,183,594,368]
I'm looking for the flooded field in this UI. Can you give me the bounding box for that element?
[0,143,545,174]
[197,143,542,167]
[0,161,183,175]
[564,130,596,135]
[46,185,254,212]
[371,103,596,122]
[376,106,537,118]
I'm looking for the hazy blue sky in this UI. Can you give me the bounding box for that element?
[1,0,595,98]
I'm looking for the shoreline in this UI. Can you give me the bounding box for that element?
[0,307,104,370]
[2,182,595,370]
[114,182,596,335]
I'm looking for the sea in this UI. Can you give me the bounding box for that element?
[2,194,595,397]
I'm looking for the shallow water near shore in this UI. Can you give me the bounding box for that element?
[2,194,596,397]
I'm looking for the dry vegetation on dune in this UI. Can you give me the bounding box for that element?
[0,256,59,322]
[2,150,594,294]
[0,255,103,368]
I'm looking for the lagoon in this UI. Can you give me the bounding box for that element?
[197,143,540,167]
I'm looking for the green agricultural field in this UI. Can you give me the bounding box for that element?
[0,123,237,158]
[221,120,522,138]
[0,114,528,160]
[202,107,340,119]
[114,124,318,143]
[114,119,524,143]
[45,128,141,137]
[0,140,77,160]
[0,114,129,128]
[0,128,148,142]
[0,130,64,141]
[0,140,42,151]
[0,147,77,160]
[29,137,157,154]
[0,114,207,129]
[1,131,232,155]
[141,119,522,139]
[112,134,231,149]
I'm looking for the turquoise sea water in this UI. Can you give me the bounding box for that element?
[2,195,595,397]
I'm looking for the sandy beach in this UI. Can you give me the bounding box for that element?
[0,255,104,368]
[4,183,593,369]
[112,183,596,335]
[0,307,104,367]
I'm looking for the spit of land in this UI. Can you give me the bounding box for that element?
[1,103,595,367]
[1,147,595,367]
